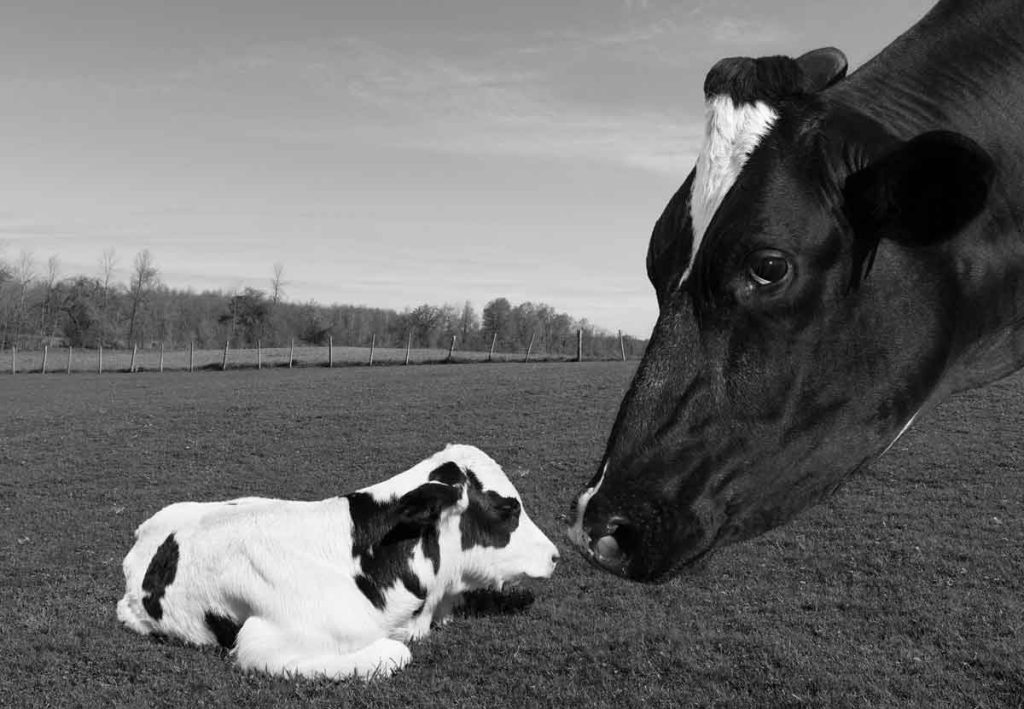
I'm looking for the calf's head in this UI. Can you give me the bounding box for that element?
[569,49,994,581]
[362,445,559,596]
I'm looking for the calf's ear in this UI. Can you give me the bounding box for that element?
[396,482,462,527]
[843,130,994,247]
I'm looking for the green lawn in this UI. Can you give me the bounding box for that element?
[2,363,1022,707]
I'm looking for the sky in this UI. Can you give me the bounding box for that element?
[0,0,934,337]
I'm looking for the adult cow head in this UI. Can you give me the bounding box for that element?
[568,48,995,582]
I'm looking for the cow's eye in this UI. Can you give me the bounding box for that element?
[746,250,791,286]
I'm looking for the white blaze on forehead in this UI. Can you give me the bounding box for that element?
[681,95,778,285]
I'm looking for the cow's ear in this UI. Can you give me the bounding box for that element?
[795,47,847,93]
[843,130,994,247]
[396,482,462,528]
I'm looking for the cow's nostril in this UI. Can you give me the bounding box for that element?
[589,518,635,575]
[594,534,622,561]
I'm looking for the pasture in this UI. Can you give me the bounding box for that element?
[2,362,1023,707]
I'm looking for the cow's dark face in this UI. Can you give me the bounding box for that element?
[569,85,994,582]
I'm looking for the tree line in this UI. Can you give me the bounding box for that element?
[0,250,647,359]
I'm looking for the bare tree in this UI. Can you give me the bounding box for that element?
[11,251,35,348]
[0,248,12,349]
[127,249,159,346]
[270,262,286,306]
[98,248,117,346]
[39,255,61,344]
[459,300,479,345]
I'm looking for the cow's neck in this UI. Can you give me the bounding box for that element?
[835,0,1024,138]
[834,0,1024,396]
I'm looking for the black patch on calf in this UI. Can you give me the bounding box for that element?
[460,470,521,550]
[141,534,179,621]
[347,477,462,610]
[401,571,427,600]
[204,612,241,649]
[429,461,467,486]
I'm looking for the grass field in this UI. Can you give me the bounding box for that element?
[3,362,1023,707]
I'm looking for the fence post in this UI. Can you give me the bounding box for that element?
[222,339,229,371]
[159,343,165,373]
[488,332,497,362]
[289,339,294,369]
[525,333,536,363]
[576,329,583,362]
[11,346,15,375]
[98,344,103,374]
[328,336,334,368]
[447,335,456,362]
[369,334,376,365]
[405,332,412,365]
[257,340,262,370]
[130,344,137,373]
[619,330,626,362]
[67,346,73,375]
[189,341,194,373]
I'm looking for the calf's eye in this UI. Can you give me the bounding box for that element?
[746,250,791,286]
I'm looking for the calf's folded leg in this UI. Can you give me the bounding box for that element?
[232,617,412,680]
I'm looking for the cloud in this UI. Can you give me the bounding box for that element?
[226,36,703,177]
[710,17,795,46]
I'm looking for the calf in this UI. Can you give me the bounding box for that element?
[117,444,559,680]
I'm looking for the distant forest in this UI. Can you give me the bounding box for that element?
[0,249,647,359]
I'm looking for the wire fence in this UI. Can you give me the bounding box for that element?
[3,330,638,375]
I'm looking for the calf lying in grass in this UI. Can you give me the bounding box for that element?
[117,444,559,680]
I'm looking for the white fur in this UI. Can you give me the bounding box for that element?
[682,95,778,285]
[116,444,558,681]
[882,411,920,455]
[567,459,608,552]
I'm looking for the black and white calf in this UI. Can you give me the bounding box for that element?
[117,444,559,680]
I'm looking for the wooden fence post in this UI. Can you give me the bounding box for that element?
[11,346,15,375]
[447,335,456,362]
[405,332,412,365]
[257,340,262,370]
[619,330,626,362]
[98,344,103,374]
[130,344,137,373]
[189,341,194,373]
[67,346,73,375]
[289,339,294,369]
[488,332,497,362]
[576,329,583,362]
[159,343,165,373]
[369,334,376,365]
[328,336,334,368]
[525,333,535,363]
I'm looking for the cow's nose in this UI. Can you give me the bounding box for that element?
[587,517,636,577]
